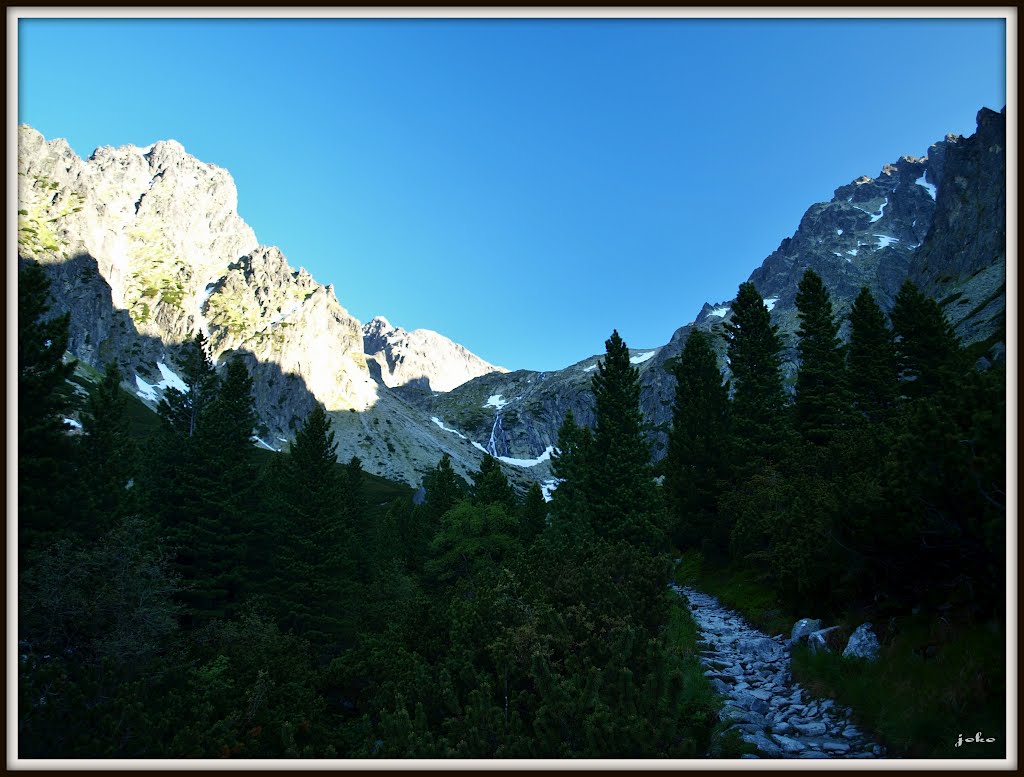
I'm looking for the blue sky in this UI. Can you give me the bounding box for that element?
[18,16,1006,372]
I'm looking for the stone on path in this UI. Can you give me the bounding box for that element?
[792,721,828,737]
[743,733,782,757]
[771,734,805,753]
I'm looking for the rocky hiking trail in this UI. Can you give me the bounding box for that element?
[674,585,888,759]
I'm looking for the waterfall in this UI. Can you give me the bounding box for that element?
[485,412,509,457]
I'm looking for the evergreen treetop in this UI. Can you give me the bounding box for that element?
[847,286,898,419]
[723,282,788,463]
[794,268,849,446]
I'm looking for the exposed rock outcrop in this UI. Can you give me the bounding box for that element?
[17,124,514,484]
[363,316,506,392]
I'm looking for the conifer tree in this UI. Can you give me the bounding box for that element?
[145,335,219,532]
[345,455,371,583]
[470,454,517,511]
[272,404,356,655]
[401,455,467,573]
[847,287,898,419]
[794,269,849,445]
[79,362,138,536]
[590,330,662,550]
[520,482,547,546]
[192,356,260,617]
[146,352,259,626]
[664,329,730,553]
[159,332,218,438]
[422,454,466,526]
[18,261,79,554]
[546,410,594,546]
[890,280,962,400]
[723,282,788,463]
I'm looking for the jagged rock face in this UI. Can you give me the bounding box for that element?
[362,316,506,392]
[425,346,668,463]
[18,126,259,341]
[18,126,378,442]
[431,109,1005,474]
[910,107,1006,345]
[206,246,378,427]
[18,124,518,486]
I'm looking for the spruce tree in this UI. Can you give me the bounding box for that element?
[847,287,898,419]
[723,282,787,464]
[664,329,730,554]
[520,482,547,546]
[794,269,848,445]
[470,454,517,511]
[408,455,467,573]
[159,332,218,438]
[546,410,594,546]
[18,261,79,555]
[890,280,962,400]
[590,330,662,550]
[272,403,355,655]
[345,455,370,583]
[192,356,260,618]
[422,454,466,526]
[79,362,138,537]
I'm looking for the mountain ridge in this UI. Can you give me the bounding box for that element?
[19,106,1006,487]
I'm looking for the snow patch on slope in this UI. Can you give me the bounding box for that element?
[157,362,188,393]
[431,416,467,440]
[764,297,779,311]
[869,198,888,223]
[484,394,509,409]
[708,306,730,318]
[136,362,190,403]
[916,174,937,200]
[498,446,555,468]
[629,351,656,365]
[470,442,555,468]
[874,235,900,249]
[252,436,279,452]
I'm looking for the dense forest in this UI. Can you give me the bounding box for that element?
[18,259,1005,758]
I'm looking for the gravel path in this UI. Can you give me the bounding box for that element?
[674,584,888,759]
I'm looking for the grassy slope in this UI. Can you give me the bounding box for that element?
[676,550,1007,759]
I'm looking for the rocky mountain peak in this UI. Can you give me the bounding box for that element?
[362,316,397,351]
[362,317,506,393]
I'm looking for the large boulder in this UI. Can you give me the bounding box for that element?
[790,618,823,644]
[843,623,881,661]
